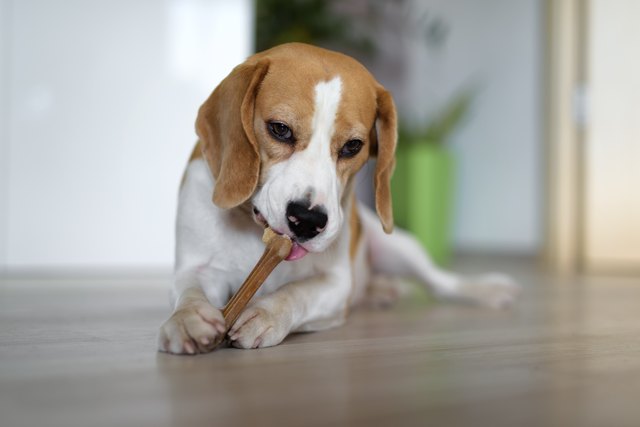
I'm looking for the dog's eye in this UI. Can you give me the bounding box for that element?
[339,139,363,158]
[267,121,294,143]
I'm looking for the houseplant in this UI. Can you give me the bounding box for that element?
[392,90,473,266]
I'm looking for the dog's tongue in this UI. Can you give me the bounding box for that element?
[285,241,308,261]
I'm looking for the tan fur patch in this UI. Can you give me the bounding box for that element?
[196,59,269,209]
[349,194,362,261]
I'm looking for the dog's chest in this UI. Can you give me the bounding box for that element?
[178,158,331,299]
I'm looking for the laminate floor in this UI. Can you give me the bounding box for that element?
[1,256,639,427]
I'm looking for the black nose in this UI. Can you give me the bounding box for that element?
[286,201,328,241]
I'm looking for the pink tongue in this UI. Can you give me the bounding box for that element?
[285,241,308,261]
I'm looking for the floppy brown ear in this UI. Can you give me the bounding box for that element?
[195,59,270,209]
[372,86,398,234]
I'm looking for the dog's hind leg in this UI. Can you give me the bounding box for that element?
[359,204,519,309]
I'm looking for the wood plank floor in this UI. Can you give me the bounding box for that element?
[1,256,640,427]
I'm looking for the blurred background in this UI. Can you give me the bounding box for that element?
[0,0,638,276]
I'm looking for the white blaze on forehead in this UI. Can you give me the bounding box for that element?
[297,77,343,207]
[305,77,342,162]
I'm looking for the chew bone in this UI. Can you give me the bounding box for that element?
[212,228,292,348]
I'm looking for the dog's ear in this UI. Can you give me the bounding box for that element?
[195,59,270,209]
[372,85,397,234]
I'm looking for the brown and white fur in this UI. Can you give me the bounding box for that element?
[158,43,518,354]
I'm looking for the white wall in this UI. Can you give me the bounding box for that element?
[0,0,253,271]
[402,0,543,253]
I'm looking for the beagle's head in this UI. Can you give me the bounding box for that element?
[196,43,396,260]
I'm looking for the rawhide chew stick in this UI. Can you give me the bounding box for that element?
[223,228,292,325]
[211,228,292,349]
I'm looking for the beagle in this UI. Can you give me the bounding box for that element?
[158,43,518,354]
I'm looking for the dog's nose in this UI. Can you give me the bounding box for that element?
[286,201,328,241]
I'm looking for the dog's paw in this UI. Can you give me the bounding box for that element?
[364,275,410,308]
[227,306,289,349]
[157,301,226,355]
[458,273,521,309]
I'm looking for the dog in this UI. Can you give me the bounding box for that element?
[158,43,518,354]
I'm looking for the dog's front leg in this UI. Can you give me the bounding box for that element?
[228,266,351,349]
[157,282,227,355]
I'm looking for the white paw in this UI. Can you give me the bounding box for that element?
[459,273,521,309]
[157,301,226,355]
[228,306,289,349]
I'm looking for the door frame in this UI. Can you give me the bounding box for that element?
[543,0,586,274]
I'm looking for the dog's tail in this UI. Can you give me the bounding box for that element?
[358,203,519,309]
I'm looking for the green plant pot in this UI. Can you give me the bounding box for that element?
[391,142,455,266]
